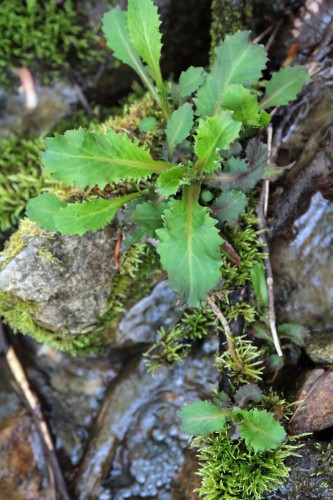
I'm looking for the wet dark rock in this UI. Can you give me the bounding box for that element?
[272,193,333,331]
[290,368,333,433]
[0,225,118,335]
[113,281,183,347]
[306,331,333,364]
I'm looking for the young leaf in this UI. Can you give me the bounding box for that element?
[156,166,186,196]
[260,66,310,109]
[166,103,194,158]
[194,110,242,173]
[213,190,247,223]
[278,323,310,347]
[250,322,273,344]
[222,84,261,126]
[42,128,174,189]
[195,31,267,117]
[26,193,65,232]
[251,263,268,308]
[139,117,158,132]
[206,139,267,192]
[239,409,286,451]
[174,66,207,100]
[130,199,169,236]
[156,194,223,307]
[102,7,158,101]
[179,401,227,436]
[127,0,162,86]
[27,193,138,236]
[234,384,263,408]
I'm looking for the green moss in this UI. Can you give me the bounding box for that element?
[194,428,299,499]
[210,0,253,65]
[0,0,103,85]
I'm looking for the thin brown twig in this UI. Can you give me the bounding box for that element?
[207,296,236,361]
[0,320,71,500]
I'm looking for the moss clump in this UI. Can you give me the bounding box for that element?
[210,0,253,65]
[0,0,103,84]
[194,428,298,499]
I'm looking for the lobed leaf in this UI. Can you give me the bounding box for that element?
[195,31,267,117]
[278,323,310,347]
[179,401,228,436]
[42,128,174,189]
[239,409,286,451]
[26,193,138,236]
[156,194,223,307]
[127,0,162,85]
[166,103,194,158]
[260,65,310,109]
[234,384,263,408]
[194,110,242,173]
[130,199,169,236]
[221,84,269,126]
[251,263,268,308]
[213,189,247,223]
[156,165,186,196]
[175,66,207,99]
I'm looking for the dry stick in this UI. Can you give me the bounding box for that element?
[0,321,71,500]
[207,296,236,361]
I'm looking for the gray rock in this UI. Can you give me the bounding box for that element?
[305,331,333,364]
[0,225,118,334]
[114,281,183,347]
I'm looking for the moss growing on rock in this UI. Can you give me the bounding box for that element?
[0,0,103,84]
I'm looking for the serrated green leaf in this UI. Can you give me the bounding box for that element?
[251,263,268,307]
[195,31,267,117]
[213,189,247,223]
[278,323,310,347]
[240,409,286,451]
[179,401,228,436]
[175,66,207,100]
[222,84,261,125]
[156,193,223,307]
[234,384,263,408]
[26,193,65,232]
[130,200,169,236]
[27,193,138,236]
[207,138,267,192]
[42,128,174,189]
[156,166,185,196]
[166,103,194,157]
[102,7,158,100]
[260,65,310,109]
[127,0,162,86]
[139,117,158,132]
[194,111,242,173]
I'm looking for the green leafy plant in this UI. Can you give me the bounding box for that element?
[26,0,309,310]
[180,385,286,452]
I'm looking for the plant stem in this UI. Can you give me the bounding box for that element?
[207,296,237,362]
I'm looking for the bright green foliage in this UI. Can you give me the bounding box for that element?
[180,401,227,436]
[251,262,269,308]
[139,117,158,132]
[130,200,169,236]
[166,103,194,158]
[239,409,286,451]
[194,111,242,173]
[26,0,309,309]
[213,189,247,222]
[260,66,310,109]
[194,428,297,499]
[156,166,186,196]
[156,196,223,307]
[127,0,162,86]
[222,84,268,126]
[174,66,207,99]
[195,31,268,117]
[41,128,172,189]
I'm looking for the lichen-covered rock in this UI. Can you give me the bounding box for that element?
[305,331,333,364]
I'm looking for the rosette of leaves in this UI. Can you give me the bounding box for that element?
[26,0,310,308]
